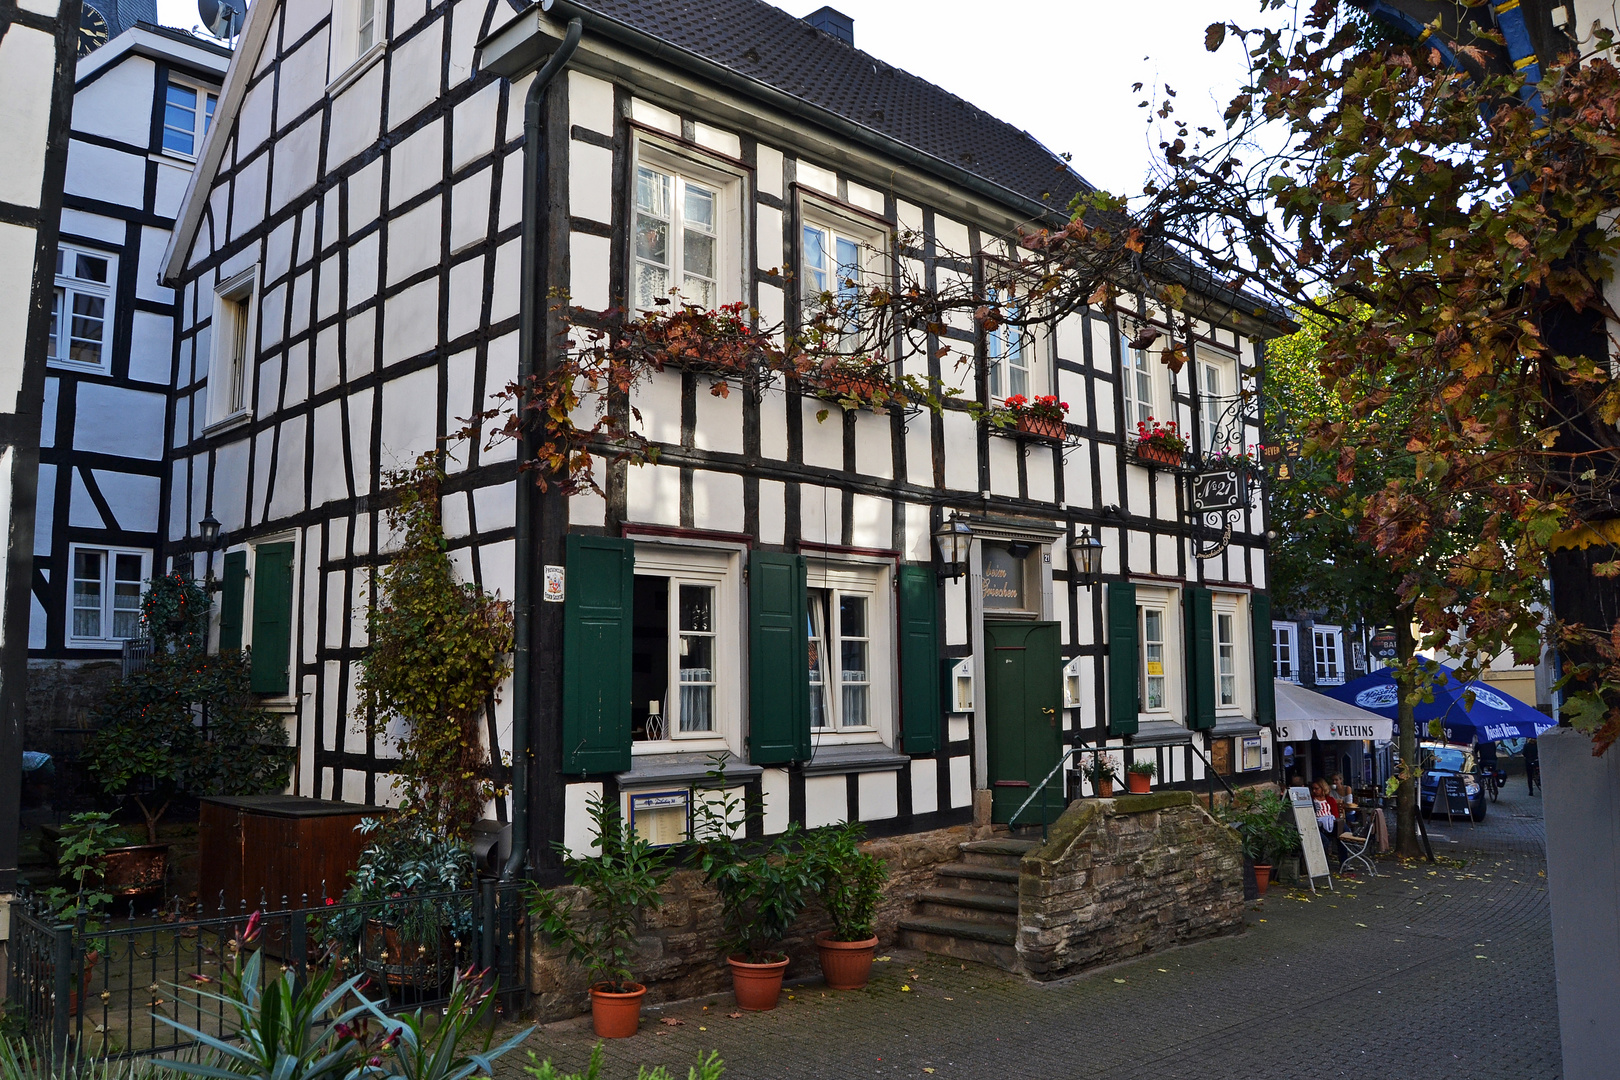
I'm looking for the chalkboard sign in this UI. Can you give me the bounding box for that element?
[1288,786,1334,893]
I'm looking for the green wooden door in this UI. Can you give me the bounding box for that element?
[985,621,1063,825]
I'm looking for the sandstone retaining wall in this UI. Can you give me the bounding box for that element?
[1016,792,1244,980]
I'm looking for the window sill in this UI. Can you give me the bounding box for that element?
[202,410,253,437]
[47,358,111,377]
[1211,715,1262,738]
[1132,719,1192,746]
[801,741,908,775]
[68,639,128,650]
[326,42,386,97]
[616,753,761,787]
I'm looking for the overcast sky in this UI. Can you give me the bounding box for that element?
[151,0,1271,195]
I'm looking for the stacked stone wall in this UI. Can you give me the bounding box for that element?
[1016,792,1244,980]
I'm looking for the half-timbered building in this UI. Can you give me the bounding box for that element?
[158,0,1290,869]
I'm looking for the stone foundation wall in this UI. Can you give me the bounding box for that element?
[1016,792,1244,980]
[528,822,991,1020]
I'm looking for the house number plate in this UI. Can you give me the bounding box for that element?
[1192,470,1243,512]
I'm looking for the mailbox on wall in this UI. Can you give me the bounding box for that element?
[1062,656,1083,708]
[941,657,973,713]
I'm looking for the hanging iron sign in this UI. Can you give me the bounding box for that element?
[1369,631,1398,660]
[1192,469,1245,512]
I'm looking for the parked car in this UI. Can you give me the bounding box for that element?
[1419,742,1486,821]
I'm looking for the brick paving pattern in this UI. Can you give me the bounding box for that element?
[502,784,1560,1080]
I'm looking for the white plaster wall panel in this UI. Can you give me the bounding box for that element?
[944,575,967,646]
[446,547,475,586]
[386,196,443,287]
[756,144,784,198]
[934,214,970,257]
[280,0,326,45]
[289,273,314,340]
[497,149,524,231]
[505,74,533,142]
[987,433,1019,497]
[693,383,744,454]
[626,463,680,526]
[803,774,847,829]
[757,479,785,546]
[691,470,744,533]
[630,370,683,446]
[250,427,275,524]
[849,494,889,550]
[693,122,741,159]
[347,233,380,305]
[64,142,144,205]
[74,384,165,460]
[852,411,891,479]
[236,76,274,163]
[174,458,195,540]
[479,333,518,464]
[942,411,978,491]
[472,482,515,532]
[73,55,154,144]
[382,277,438,363]
[388,20,445,127]
[909,758,938,815]
[310,401,349,507]
[1063,442,1092,510]
[297,204,317,266]
[1250,557,1265,591]
[345,308,377,381]
[206,186,230,248]
[629,98,679,135]
[93,470,161,532]
[442,349,476,463]
[231,156,269,242]
[800,484,840,545]
[1152,470,1177,516]
[858,771,898,821]
[277,32,330,127]
[489,238,521,324]
[269,419,309,519]
[317,256,342,323]
[570,483,606,529]
[1076,593,1096,645]
[446,255,483,342]
[800,399,842,471]
[569,72,615,135]
[395,0,429,36]
[569,232,611,311]
[380,364,440,465]
[760,767,790,834]
[1026,449,1055,504]
[347,392,375,496]
[29,595,46,649]
[1096,444,1119,508]
[33,464,54,556]
[1127,529,1151,574]
[128,311,173,385]
[563,781,603,858]
[328,65,385,172]
[447,0,484,85]
[569,141,613,226]
[449,167,492,255]
[1101,525,1122,577]
[1051,568,1070,640]
[353,510,372,556]
[271,116,323,214]
[904,413,932,487]
[1055,312,1085,364]
[756,280,784,340]
[903,501,930,562]
[259,285,286,351]
[948,715,969,742]
[58,208,123,246]
[845,181,883,215]
[347,162,384,242]
[68,470,104,529]
[949,755,972,807]
[265,218,296,284]
[795,158,836,195]
[755,204,782,272]
[321,657,341,751]
[153,161,191,219]
[39,378,55,448]
[1057,366,1087,427]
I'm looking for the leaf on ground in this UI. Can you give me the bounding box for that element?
[875,956,892,962]
[728,1012,742,1018]
[1113,978,1126,984]
[900,985,911,991]
[660,1017,684,1026]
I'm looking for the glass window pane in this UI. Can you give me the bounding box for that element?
[636,167,670,216]
[678,584,711,632]
[840,639,866,682]
[205,94,217,131]
[803,225,826,275]
[841,685,868,728]
[73,550,103,638]
[75,255,108,284]
[636,214,668,264]
[167,83,197,110]
[680,276,715,309]
[808,593,828,729]
[48,288,62,358]
[636,264,670,310]
[835,237,860,286]
[679,633,712,675]
[839,595,865,638]
[163,127,195,155]
[683,184,715,230]
[683,230,715,278]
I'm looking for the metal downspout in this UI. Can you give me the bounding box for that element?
[503,14,583,881]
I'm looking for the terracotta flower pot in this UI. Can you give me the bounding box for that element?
[589,981,647,1038]
[1095,778,1114,798]
[727,954,790,1011]
[1253,864,1273,895]
[1015,414,1066,441]
[67,950,99,1017]
[1136,440,1184,467]
[1125,772,1152,794]
[816,932,878,990]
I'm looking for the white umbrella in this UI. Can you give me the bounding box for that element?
[1274,680,1393,742]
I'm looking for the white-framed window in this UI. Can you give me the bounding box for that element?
[1120,328,1155,428]
[986,286,1036,401]
[630,544,741,753]
[328,0,385,87]
[1216,610,1237,707]
[69,545,149,645]
[161,79,217,157]
[1139,603,1168,712]
[631,141,745,314]
[1273,621,1298,681]
[356,0,378,53]
[1197,350,1239,453]
[48,245,116,374]
[806,560,892,742]
[1313,624,1344,685]
[207,267,256,427]
[799,204,887,356]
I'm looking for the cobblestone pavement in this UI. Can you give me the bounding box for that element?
[502,784,1559,1080]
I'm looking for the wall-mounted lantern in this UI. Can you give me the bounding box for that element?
[198,513,223,592]
[933,515,974,582]
[1069,526,1104,587]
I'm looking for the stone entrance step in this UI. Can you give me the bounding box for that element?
[913,887,1019,923]
[896,915,1019,970]
[934,863,1019,893]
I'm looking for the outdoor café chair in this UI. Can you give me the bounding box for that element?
[1340,817,1379,877]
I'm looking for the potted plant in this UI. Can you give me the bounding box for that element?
[1217,791,1298,895]
[996,394,1069,441]
[1125,759,1156,794]
[40,811,120,1016]
[1132,417,1187,467]
[803,356,897,407]
[529,794,673,1038]
[1082,756,1119,798]
[806,823,889,990]
[691,758,818,1011]
[326,816,475,997]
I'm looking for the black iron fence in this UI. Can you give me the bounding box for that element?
[6,880,528,1065]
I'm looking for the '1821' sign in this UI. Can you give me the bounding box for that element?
[1192,470,1244,512]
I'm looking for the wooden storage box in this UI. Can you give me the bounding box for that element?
[198,795,385,915]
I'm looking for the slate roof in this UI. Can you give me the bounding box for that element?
[575,0,1090,214]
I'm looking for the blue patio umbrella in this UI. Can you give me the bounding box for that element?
[1319,663,1556,745]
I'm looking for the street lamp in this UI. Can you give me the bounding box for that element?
[933,515,973,582]
[198,513,223,592]
[1070,526,1104,587]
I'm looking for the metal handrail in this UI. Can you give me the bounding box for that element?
[1008,745,1118,839]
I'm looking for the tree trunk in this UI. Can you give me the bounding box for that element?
[1395,616,1422,858]
[135,796,167,846]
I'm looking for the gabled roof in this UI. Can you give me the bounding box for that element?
[77,21,231,84]
[568,0,1089,212]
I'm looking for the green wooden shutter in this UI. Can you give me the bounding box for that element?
[1252,592,1276,726]
[748,551,810,765]
[1107,582,1138,736]
[562,535,634,775]
[1185,585,1216,731]
[898,564,941,755]
[218,551,247,652]
[249,542,295,694]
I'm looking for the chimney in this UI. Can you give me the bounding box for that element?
[804,5,853,46]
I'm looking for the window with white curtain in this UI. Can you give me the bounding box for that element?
[69,546,149,644]
[808,589,870,730]
[800,209,886,356]
[986,288,1032,401]
[628,544,740,754]
[1197,351,1239,452]
[1120,330,1155,428]
[1139,603,1168,712]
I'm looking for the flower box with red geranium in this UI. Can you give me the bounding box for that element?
[801,356,901,410]
[1131,418,1188,468]
[994,394,1070,442]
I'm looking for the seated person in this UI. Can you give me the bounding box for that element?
[1311,779,1350,869]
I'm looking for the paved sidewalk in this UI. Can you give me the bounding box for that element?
[506,785,1559,1080]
